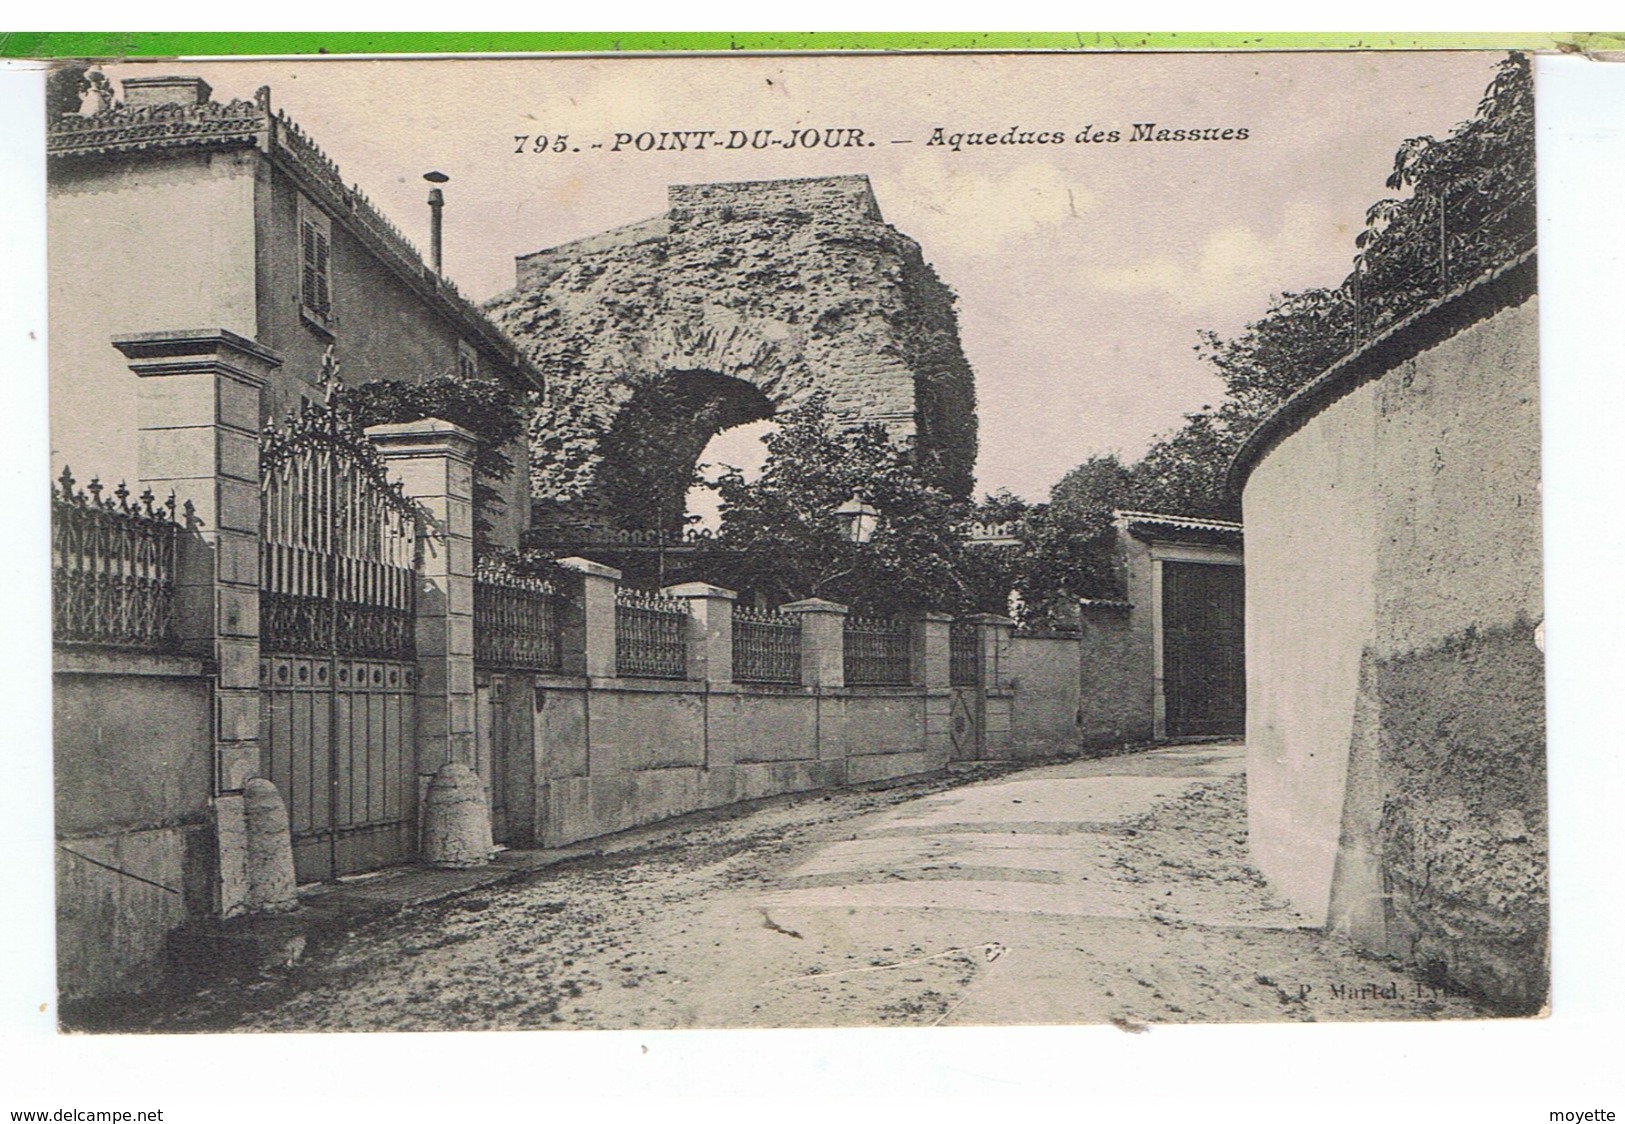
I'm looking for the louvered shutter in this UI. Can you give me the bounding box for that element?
[300,202,334,325]
[312,226,331,317]
[301,218,319,312]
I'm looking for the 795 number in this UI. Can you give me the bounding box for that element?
[514,135,570,154]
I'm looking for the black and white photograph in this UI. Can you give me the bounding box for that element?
[34,46,1550,1039]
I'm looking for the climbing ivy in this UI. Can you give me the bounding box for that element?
[337,375,529,545]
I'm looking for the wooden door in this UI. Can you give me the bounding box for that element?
[1161,561,1245,737]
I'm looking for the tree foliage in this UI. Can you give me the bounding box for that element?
[997,54,1534,622]
[1356,52,1535,335]
[45,64,89,123]
[710,393,991,615]
[1012,457,1129,610]
[705,413,1242,624]
[337,375,528,545]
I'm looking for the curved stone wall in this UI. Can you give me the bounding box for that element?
[1235,255,1545,1013]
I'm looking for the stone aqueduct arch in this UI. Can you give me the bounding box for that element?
[483,175,979,539]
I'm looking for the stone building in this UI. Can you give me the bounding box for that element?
[1072,512,1246,749]
[47,74,544,1002]
[48,74,541,548]
[484,174,979,541]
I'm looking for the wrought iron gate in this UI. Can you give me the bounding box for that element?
[948,619,982,761]
[1161,561,1246,738]
[258,406,420,883]
[472,560,555,847]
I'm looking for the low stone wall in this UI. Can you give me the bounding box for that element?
[1003,634,1083,759]
[1075,606,1152,749]
[530,677,945,847]
[1235,256,1544,1013]
[54,649,216,1003]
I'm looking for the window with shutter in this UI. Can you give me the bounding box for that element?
[298,196,334,331]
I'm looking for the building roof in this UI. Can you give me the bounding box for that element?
[48,83,544,394]
[1113,509,1244,547]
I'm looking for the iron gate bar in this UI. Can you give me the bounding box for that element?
[949,619,980,687]
[473,557,563,672]
[615,588,689,679]
[260,401,418,881]
[51,468,181,650]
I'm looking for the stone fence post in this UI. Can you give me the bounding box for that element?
[662,582,737,685]
[367,419,478,777]
[906,610,954,764]
[557,557,621,679]
[904,610,953,689]
[120,328,278,918]
[963,613,1016,691]
[781,598,849,688]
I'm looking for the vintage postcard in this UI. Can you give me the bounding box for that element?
[38,47,1545,1037]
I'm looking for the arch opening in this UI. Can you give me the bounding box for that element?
[687,417,778,534]
[589,370,776,537]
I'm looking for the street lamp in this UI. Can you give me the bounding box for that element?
[834,496,880,544]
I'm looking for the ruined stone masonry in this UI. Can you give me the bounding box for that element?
[484,175,979,538]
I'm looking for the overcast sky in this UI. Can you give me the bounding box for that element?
[108,52,1502,502]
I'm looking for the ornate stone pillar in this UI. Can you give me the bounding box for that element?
[366,419,478,777]
[781,598,849,688]
[904,610,953,689]
[119,328,279,917]
[557,557,621,679]
[905,610,954,763]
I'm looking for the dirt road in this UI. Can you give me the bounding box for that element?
[146,743,1487,1031]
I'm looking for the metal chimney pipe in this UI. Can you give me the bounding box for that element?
[424,171,449,276]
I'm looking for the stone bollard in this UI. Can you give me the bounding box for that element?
[242,778,299,914]
[422,761,494,869]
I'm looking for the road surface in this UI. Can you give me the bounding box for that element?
[149,742,1487,1030]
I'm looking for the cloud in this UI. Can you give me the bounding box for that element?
[1083,201,1351,317]
[884,159,1101,257]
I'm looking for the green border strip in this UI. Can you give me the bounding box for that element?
[4,31,1621,59]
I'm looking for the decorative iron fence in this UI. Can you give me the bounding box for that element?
[949,620,980,687]
[843,615,911,687]
[51,469,180,650]
[260,402,418,660]
[474,557,563,673]
[733,607,802,685]
[615,589,689,679]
